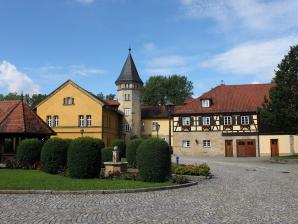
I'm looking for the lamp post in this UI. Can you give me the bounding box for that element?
[156,123,160,138]
[165,99,174,154]
[80,129,84,137]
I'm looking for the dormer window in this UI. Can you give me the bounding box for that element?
[202,99,210,107]
[63,97,74,105]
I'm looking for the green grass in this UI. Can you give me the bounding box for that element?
[0,169,173,191]
[274,155,298,160]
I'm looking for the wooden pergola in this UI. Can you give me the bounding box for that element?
[0,100,54,162]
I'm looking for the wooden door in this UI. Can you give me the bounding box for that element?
[270,139,279,157]
[225,140,233,157]
[236,139,256,157]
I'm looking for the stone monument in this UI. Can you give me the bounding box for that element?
[104,146,128,176]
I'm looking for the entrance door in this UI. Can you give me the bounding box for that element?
[236,139,256,157]
[270,139,279,157]
[225,140,233,157]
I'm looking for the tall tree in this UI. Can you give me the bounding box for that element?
[259,45,298,133]
[97,92,116,100]
[141,75,193,105]
[0,93,47,109]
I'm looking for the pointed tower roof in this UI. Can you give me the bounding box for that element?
[115,49,143,85]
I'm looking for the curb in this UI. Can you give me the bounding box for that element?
[270,159,298,164]
[0,181,197,195]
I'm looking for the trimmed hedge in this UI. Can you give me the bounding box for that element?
[67,137,104,178]
[136,138,171,182]
[111,139,126,158]
[40,138,68,174]
[16,139,42,167]
[101,147,113,166]
[126,138,143,168]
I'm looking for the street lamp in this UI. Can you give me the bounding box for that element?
[80,129,84,137]
[165,99,174,154]
[156,123,160,138]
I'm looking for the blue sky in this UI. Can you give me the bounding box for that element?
[0,0,298,97]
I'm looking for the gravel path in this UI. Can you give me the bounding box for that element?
[1,157,297,224]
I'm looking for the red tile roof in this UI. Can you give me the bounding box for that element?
[0,100,54,134]
[105,99,120,106]
[174,83,275,114]
[141,105,168,118]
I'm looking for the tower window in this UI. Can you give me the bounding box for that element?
[125,94,131,101]
[124,108,131,116]
[124,124,130,132]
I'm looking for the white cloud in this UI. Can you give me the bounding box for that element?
[144,55,197,75]
[68,65,104,76]
[77,0,95,5]
[143,42,156,52]
[0,61,40,95]
[200,36,298,81]
[180,0,298,32]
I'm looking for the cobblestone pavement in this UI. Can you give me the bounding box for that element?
[1,157,298,224]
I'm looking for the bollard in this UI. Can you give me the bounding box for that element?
[176,156,179,167]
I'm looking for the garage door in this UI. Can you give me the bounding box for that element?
[236,139,256,157]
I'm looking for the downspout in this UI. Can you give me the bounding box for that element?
[257,114,260,157]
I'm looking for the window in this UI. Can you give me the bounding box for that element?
[125,83,129,88]
[182,117,190,126]
[53,115,59,127]
[202,99,210,107]
[182,140,191,148]
[202,117,211,125]
[203,140,211,148]
[86,115,92,127]
[124,124,130,132]
[124,94,131,101]
[79,115,85,127]
[223,116,232,125]
[124,108,131,116]
[141,122,145,131]
[63,97,74,105]
[241,116,249,125]
[47,116,52,127]
[152,122,158,131]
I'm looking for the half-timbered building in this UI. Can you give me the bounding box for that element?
[172,83,274,157]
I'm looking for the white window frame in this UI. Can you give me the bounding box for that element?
[202,99,210,107]
[47,116,52,127]
[152,122,158,131]
[86,115,92,127]
[223,116,232,125]
[124,108,131,116]
[79,115,85,127]
[64,97,74,105]
[182,117,191,126]
[202,116,211,125]
[124,124,130,132]
[182,140,191,148]
[241,116,250,125]
[124,94,131,101]
[203,140,211,148]
[53,115,59,127]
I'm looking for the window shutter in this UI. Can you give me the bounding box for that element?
[249,115,254,124]
[211,116,216,125]
[219,116,224,125]
[232,116,237,125]
[198,116,202,125]
[237,116,241,125]
[190,117,194,126]
[178,117,182,126]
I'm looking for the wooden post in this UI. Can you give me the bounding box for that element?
[13,137,17,153]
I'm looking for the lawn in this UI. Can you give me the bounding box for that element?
[0,169,173,191]
[274,155,298,160]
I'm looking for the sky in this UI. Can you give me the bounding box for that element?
[0,0,298,97]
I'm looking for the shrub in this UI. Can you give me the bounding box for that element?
[16,139,42,168]
[136,138,171,182]
[40,138,68,174]
[111,139,126,158]
[126,138,143,168]
[172,175,189,184]
[173,163,210,176]
[67,137,104,178]
[101,147,113,166]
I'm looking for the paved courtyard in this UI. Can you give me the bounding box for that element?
[0,157,298,224]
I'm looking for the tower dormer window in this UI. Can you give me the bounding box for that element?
[202,99,210,107]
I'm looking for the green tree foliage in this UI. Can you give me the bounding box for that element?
[97,92,116,100]
[16,139,42,167]
[126,138,143,168]
[141,75,193,105]
[259,45,298,133]
[136,138,171,182]
[67,137,104,178]
[0,93,47,108]
[41,138,68,174]
[101,147,113,167]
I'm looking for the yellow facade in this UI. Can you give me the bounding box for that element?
[259,134,298,156]
[36,80,120,146]
[141,118,173,144]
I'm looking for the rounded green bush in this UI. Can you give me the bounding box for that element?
[40,138,68,174]
[101,147,113,166]
[126,138,143,168]
[16,139,42,166]
[67,137,104,178]
[111,139,126,158]
[136,138,171,182]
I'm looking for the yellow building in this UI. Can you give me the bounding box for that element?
[36,80,121,146]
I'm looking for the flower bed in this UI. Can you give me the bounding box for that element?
[172,163,210,177]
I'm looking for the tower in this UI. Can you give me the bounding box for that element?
[115,49,143,141]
